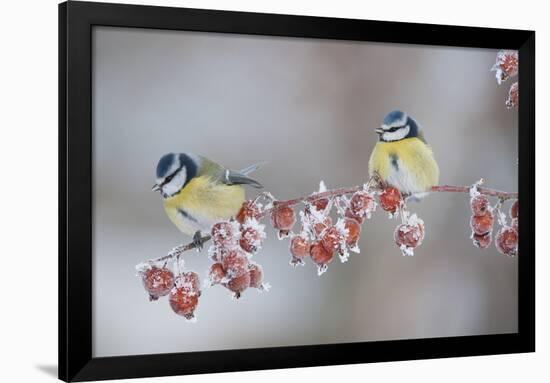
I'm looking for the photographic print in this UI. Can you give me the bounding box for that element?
[91,26,520,358]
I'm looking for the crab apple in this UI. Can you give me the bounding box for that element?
[141,266,175,301]
[345,208,365,224]
[211,221,239,248]
[222,250,250,278]
[177,271,201,296]
[379,187,402,213]
[169,287,199,319]
[394,222,425,251]
[472,232,492,249]
[495,227,518,257]
[470,211,494,235]
[313,216,332,236]
[321,226,345,253]
[208,262,226,285]
[506,82,519,109]
[224,272,251,297]
[470,195,490,216]
[311,197,329,212]
[270,205,296,231]
[350,190,376,218]
[248,263,264,288]
[290,235,311,259]
[344,218,361,245]
[310,242,334,266]
[510,200,518,220]
[239,226,263,253]
[236,200,261,224]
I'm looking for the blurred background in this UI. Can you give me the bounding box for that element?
[92,26,518,358]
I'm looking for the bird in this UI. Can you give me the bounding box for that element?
[368,110,439,200]
[152,153,263,246]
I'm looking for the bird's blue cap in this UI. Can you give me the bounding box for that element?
[382,110,408,127]
[156,153,177,178]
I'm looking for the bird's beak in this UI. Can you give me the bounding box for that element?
[375,128,384,134]
[152,184,161,192]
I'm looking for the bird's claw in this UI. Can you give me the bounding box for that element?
[193,231,204,251]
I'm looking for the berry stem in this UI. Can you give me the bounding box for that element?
[141,182,517,265]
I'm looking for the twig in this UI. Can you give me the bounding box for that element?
[430,185,517,200]
[144,182,517,265]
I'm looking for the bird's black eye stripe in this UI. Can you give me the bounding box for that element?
[386,126,404,133]
[164,173,175,184]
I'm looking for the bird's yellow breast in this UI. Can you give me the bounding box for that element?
[368,137,439,193]
[163,176,245,235]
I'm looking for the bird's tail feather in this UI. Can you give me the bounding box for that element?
[239,161,267,175]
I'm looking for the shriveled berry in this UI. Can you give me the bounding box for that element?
[472,232,492,249]
[222,250,250,278]
[310,242,334,265]
[470,211,494,235]
[470,195,490,216]
[495,227,518,257]
[248,263,263,288]
[236,200,261,224]
[270,205,296,231]
[345,208,365,224]
[211,221,239,248]
[169,287,199,319]
[290,235,311,259]
[344,218,361,245]
[239,227,263,253]
[313,216,332,236]
[506,82,519,109]
[350,190,376,218]
[225,272,251,297]
[379,187,402,213]
[394,222,425,251]
[311,197,329,212]
[321,226,345,253]
[208,262,226,285]
[141,266,175,301]
[510,200,518,220]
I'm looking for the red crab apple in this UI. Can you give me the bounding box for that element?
[380,187,402,213]
[495,227,518,257]
[169,287,199,319]
[470,211,494,235]
[141,266,175,301]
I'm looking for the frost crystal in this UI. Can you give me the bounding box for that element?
[469,179,484,198]
[400,244,415,257]
[258,282,272,292]
[317,264,328,276]
[135,262,153,275]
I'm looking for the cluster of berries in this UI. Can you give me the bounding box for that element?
[276,183,421,273]
[491,50,519,109]
[138,264,201,320]
[469,190,518,257]
[207,203,268,298]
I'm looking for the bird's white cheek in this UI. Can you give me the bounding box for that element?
[383,125,410,141]
[162,170,187,197]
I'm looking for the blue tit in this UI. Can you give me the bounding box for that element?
[152,153,263,244]
[368,110,439,199]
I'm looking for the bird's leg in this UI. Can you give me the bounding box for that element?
[193,230,204,251]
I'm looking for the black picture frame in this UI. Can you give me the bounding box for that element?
[59,1,535,381]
